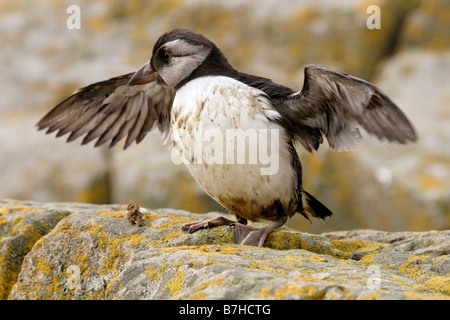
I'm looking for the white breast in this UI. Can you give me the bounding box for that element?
[170,76,297,221]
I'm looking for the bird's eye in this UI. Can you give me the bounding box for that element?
[159,49,170,63]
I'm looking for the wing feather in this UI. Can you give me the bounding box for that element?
[37,72,175,149]
[275,64,417,151]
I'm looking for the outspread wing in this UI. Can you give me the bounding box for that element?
[274,64,418,151]
[37,73,175,149]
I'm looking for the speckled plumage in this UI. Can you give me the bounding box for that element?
[171,76,297,222]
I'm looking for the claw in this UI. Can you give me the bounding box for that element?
[181,216,235,234]
[181,220,209,233]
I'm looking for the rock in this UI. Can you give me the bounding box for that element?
[323,229,450,257]
[2,200,449,300]
[0,199,72,299]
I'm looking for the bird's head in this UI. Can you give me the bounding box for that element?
[129,28,230,88]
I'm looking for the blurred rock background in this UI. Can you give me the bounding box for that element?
[0,0,449,233]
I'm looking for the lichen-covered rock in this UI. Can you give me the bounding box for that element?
[323,229,450,257]
[0,200,73,299]
[2,200,448,300]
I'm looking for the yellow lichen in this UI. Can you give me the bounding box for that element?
[279,254,305,269]
[168,215,195,224]
[129,234,146,246]
[145,262,167,281]
[36,257,52,275]
[425,276,450,296]
[150,214,192,231]
[210,275,225,287]
[0,250,20,300]
[99,211,124,218]
[188,275,226,299]
[164,230,184,242]
[359,254,375,265]
[165,269,185,296]
[398,255,432,282]
[77,253,90,271]
[97,233,145,275]
[190,292,207,299]
[11,215,26,234]
[217,245,240,255]
[308,255,329,263]
[86,223,105,238]
[107,272,122,291]
[145,266,157,280]
[195,275,226,293]
[160,246,191,253]
[330,239,386,259]
[265,231,303,250]
[12,206,42,213]
[273,283,319,299]
[249,262,288,275]
[144,212,164,224]
[257,286,272,298]
[146,239,164,247]
[292,274,321,282]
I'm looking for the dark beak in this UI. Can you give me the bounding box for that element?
[128,61,156,85]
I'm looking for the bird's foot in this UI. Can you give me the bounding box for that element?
[232,215,288,247]
[182,215,287,248]
[182,218,267,247]
[181,216,235,233]
[231,223,269,247]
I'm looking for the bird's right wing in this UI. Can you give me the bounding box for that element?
[37,72,175,149]
[273,64,417,151]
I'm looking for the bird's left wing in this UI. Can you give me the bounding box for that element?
[37,73,175,149]
[273,64,418,151]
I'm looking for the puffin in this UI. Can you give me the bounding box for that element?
[37,28,417,247]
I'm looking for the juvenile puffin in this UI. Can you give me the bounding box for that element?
[37,28,417,247]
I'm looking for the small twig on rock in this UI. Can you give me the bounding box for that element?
[126,204,146,227]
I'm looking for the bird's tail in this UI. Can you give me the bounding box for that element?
[298,190,333,222]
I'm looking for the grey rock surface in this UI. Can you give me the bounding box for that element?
[2,200,449,300]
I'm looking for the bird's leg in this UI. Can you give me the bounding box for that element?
[232,215,288,247]
[182,214,287,248]
[235,215,248,225]
[181,216,236,233]
[230,223,258,244]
